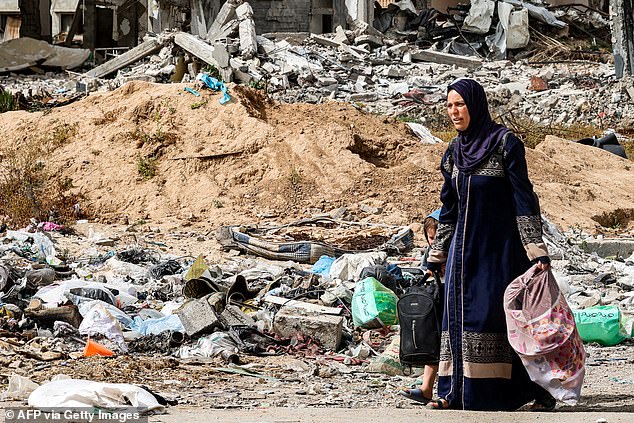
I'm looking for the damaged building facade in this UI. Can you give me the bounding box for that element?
[0,0,375,46]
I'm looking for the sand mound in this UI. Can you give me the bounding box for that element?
[0,82,443,227]
[531,136,634,230]
[0,82,632,232]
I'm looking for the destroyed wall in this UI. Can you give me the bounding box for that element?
[50,0,77,37]
[79,0,141,49]
[18,0,42,38]
[611,0,634,77]
[243,0,347,34]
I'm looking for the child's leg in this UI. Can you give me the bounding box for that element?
[421,364,439,399]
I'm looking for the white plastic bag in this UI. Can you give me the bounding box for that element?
[504,266,585,404]
[329,252,387,281]
[28,379,165,414]
[3,375,39,400]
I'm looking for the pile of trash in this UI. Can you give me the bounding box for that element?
[1,210,634,410]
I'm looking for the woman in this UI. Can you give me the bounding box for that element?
[426,79,554,411]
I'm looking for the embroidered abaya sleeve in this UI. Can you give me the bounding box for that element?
[428,143,458,264]
[504,135,549,261]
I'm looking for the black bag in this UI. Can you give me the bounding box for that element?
[398,271,443,369]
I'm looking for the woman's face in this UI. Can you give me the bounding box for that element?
[447,90,470,132]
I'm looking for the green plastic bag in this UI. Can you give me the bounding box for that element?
[352,277,398,329]
[573,305,628,346]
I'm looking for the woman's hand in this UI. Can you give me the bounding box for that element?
[536,261,551,271]
[536,256,551,272]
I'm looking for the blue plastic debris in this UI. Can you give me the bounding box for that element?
[184,87,200,97]
[311,255,336,277]
[196,73,230,105]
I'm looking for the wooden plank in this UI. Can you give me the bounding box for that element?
[84,38,163,78]
[263,295,343,315]
[3,16,21,41]
[410,49,482,69]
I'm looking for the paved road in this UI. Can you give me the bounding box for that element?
[151,407,634,423]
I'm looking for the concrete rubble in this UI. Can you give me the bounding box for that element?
[1,0,634,413]
[0,212,633,409]
[0,1,630,131]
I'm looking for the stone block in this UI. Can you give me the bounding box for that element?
[581,239,634,259]
[177,294,222,336]
[273,307,343,350]
[219,304,256,328]
[213,43,230,68]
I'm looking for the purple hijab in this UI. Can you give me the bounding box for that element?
[447,79,509,174]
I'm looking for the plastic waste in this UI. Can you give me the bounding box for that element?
[67,286,117,306]
[177,332,239,363]
[311,255,336,277]
[184,87,200,97]
[504,266,585,404]
[83,338,115,357]
[34,279,111,307]
[3,374,40,400]
[28,379,165,414]
[78,301,130,351]
[6,230,60,265]
[255,309,274,332]
[103,257,148,280]
[131,314,185,336]
[573,305,629,346]
[329,252,387,281]
[25,268,56,287]
[39,222,63,231]
[196,73,230,104]
[160,299,184,315]
[351,277,399,328]
[320,283,354,306]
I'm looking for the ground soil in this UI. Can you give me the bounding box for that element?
[1,81,632,234]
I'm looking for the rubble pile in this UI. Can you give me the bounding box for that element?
[0,210,633,409]
[0,1,629,130]
[1,0,634,414]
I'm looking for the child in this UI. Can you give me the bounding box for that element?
[400,209,442,404]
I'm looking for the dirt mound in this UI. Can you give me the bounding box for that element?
[531,136,634,231]
[0,82,443,227]
[0,82,631,232]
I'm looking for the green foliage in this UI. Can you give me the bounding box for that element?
[191,100,208,110]
[0,90,16,113]
[202,65,222,81]
[247,79,266,91]
[288,166,302,187]
[137,155,158,180]
[0,143,83,227]
[396,115,420,124]
[50,122,79,147]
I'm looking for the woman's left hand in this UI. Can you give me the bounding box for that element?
[536,261,551,271]
[536,256,551,271]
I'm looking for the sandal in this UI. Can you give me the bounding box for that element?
[530,390,556,412]
[398,388,432,405]
[427,398,450,410]
[529,399,556,412]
